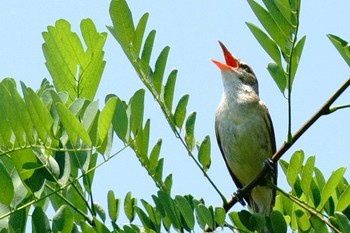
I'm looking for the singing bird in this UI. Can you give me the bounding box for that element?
[212,41,277,216]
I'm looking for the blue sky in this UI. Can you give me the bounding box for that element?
[1,0,349,229]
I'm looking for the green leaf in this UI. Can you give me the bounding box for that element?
[310,215,328,233]
[66,183,87,223]
[80,221,96,233]
[310,178,322,208]
[132,13,149,59]
[174,195,195,230]
[273,0,293,25]
[301,156,315,197]
[151,46,170,94]
[98,97,117,145]
[8,206,28,233]
[82,152,97,193]
[228,211,252,232]
[10,168,28,208]
[317,167,346,211]
[163,174,173,194]
[270,210,287,233]
[154,158,164,182]
[22,85,56,146]
[0,160,14,205]
[108,190,118,222]
[56,103,92,146]
[267,62,286,94]
[141,30,156,75]
[69,98,86,117]
[214,207,226,228]
[135,207,153,230]
[123,225,139,233]
[295,210,311,232]
[290,35,306,86]
[250,214,266,232]
[134,119,150,164]
[43,18,106,102]
[327,34,350,66]
[246,22,282,66]
[238,210,255,231]
[0,85,13,147]
[262,0,292,37]
[287,150,304,188]
[56,149,72,184]
[39,155,60,182]
[335,211,350,233]
[23,172,45,197]
[92,217,111,233]
[50,90,67,135]
[82,100,99,142]
[78,18,107,101]
[158,191,181,230]
[164,69,177,111]
[10,149,40,189]
[94,202,107,223]
[247,0,289,53]
[32,207,51,233]
[314,167,326,191]
[336,185,350,212]
[112,96,128,142]
[195,204,214,230]
[52,205,74,233]
[42,19,82,102]
[198,135,211,171]
[174,94,189,129]
[124,192,136,222]
[149,139,162,174]
[2,79,33,145]
[185,112,196,151]
[140,200,161,231]
[129,89,145,136]
[151,195,167,225]
[109,0,135,56]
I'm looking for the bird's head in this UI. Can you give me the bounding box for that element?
[212,41,259,96]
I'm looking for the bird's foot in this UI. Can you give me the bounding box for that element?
[233,190,246,206]
[264,159,276,177]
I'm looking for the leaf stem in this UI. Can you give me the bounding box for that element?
[286,0,301,143]
[328,103,350,114]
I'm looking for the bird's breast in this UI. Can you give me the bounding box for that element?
[215,99,273,185]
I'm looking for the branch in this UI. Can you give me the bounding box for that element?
[223,76,350,212]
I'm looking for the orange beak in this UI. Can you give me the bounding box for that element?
[211,41,239,71]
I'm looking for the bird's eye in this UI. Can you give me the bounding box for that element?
[240,63,253,74]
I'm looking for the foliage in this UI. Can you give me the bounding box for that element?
[0,0,349,232]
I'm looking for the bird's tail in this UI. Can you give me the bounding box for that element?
[249,185,275,233]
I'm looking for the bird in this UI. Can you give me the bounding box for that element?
[212,41,277,217]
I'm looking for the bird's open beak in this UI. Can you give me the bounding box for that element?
[211,41,239,71]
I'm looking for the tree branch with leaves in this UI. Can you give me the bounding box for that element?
[0,0,349,232]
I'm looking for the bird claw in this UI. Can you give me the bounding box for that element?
[264,159,276,177]
[233,190,246,206]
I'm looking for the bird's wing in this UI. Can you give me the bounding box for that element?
[262,104,278,203]
[215,119,250,204]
